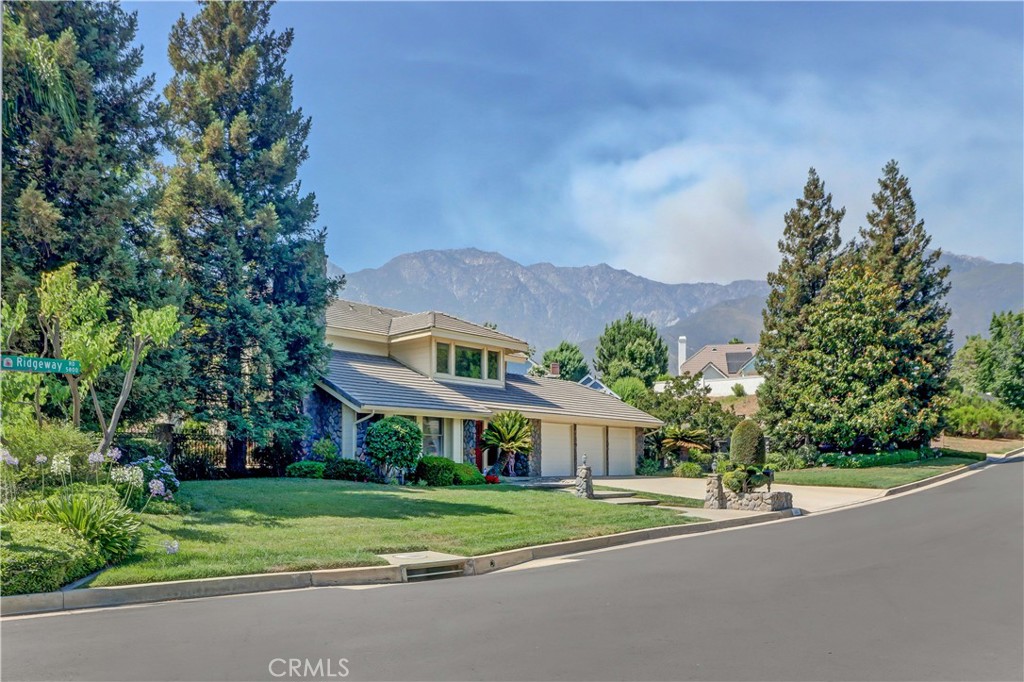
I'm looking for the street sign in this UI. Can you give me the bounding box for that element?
[0,354,81,376]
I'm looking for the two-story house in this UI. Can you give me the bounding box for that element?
[304,299,662,477]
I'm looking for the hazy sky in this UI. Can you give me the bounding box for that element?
[130,1,1024,283]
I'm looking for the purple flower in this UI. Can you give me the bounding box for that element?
[1,449,19,467]
[35,454,48,465]
[88,451,105,465]
[106,447,122,462]
[148,478,166,497]
[164,540,180,555]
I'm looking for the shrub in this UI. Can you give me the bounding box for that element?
[114,436,167,462]
[364,416,423,478]
[817,449,932,468]
[1,422,98,493]
[766,450,808,471]
[115,457,179,509]
[730,420,765,466]
[452,462,486,485]
[936,448,987,462]
[687,449,714,470]
[172,451,222,481]
[285,461,325,479]
[672,461,703,478]
[0,521,105,595]
[311,437,340,462]
[323,458,381,483]
[41,492,141,562]
[722,467,770,493]
[415,456,457,486]
[249,439,299,476]
[944,393,1023,439]
[636,458,661,476]
[731,383,746,397]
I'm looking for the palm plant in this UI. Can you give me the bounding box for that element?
[481,411,532,477]
[661,425,710,464]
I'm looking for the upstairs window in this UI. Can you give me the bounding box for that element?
[436,343,450,374]
[455,346,482,379]
[487,350,500,380]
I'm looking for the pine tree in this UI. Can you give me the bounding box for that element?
[857,160,952,447]
[539,341,589,382]
[1,1,186,425]
[594,313,668,387]
[758,168,845,449]
[158,1,337,473]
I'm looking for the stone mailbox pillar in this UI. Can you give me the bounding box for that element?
[575,464,594,499]
[704,473,725,509]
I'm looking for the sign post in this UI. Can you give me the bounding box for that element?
[0,355,81,376]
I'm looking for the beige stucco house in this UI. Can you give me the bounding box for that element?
[303,299,662,477]
[654,336,763,397]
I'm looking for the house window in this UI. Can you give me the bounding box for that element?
[487,350,500,380]
[455,346,482,379]
[436,343,450,374]
[422,417,444,456]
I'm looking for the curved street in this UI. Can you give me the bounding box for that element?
[2,461,1022,682]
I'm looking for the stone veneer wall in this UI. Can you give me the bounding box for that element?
[528,419,542,477]
[634,428,645,470]
[704,474,792,511]
[302,387,343,459]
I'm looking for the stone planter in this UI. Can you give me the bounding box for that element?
[704,474,792,511]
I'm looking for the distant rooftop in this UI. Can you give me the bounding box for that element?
[679,342,760,379]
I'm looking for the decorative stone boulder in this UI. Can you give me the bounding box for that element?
[575,464,594,499]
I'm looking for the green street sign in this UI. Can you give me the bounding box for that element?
[0,354,81,376]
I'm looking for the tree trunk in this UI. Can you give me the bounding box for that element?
[225,343,247,475]
[226,436,248,476]
[98,337,143,454]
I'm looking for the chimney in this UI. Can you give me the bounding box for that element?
[549,362,560,378]
[677,336,687,374]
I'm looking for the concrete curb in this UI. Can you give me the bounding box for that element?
[2,511,796,618]
[883,457,993,497]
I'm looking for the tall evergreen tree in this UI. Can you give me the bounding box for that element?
[856,160,952,447]
[977,311,1024,412]
[158,1,337,473]
[538,341,589,382]
[1,1,185,425]
[758,168,845,449]
[594,313,668,387]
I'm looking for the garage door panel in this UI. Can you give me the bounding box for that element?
[577,425,605,476]
[608,427,635,476]
[541,423,572,477]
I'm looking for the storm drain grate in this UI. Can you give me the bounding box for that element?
[404,562,466,582]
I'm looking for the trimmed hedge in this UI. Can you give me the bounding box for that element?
[452,462,486,485]
[324,458,381,483]
[730,420,765,466]
[0,521,105,595]
[285,461,325,479]
[415,456,456,486]
[818,449,926,469]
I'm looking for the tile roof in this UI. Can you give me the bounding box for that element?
[320,351,489,415]
[319,350,662,426]
[449,374,663,427]
[325,299,528,348]
[679,342,761,379]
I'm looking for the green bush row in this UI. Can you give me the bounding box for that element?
[944,393,1023,439]
[817,449,926,468]
[415,456,486,486]
[285,461,325,479]
[0,521,105,595]
[285,458,384,483]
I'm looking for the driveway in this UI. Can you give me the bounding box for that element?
[603,475,883,512]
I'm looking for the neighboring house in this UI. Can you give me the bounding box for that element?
[654,336,763,397]
[304,299,662,477]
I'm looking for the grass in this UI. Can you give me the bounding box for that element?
[771,456,976,489]
[90,479,690,587]
[594,485,705,508]
[930,435,1023,455]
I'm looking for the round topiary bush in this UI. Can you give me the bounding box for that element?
[730,419,765,466]
[364,416,423,479]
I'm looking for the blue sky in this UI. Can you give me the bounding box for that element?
[129,1,1023,283]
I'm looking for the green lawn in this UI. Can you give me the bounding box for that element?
[594,485,705,508]
[771,457,976,489]
[90,479,689,587]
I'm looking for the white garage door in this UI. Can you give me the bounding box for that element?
[576,425,605,476]
[540,423,572,477]
[608,427,635,476]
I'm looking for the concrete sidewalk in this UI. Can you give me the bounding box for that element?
[602,475,883,513]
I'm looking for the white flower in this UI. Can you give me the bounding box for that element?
[111,465,144,486]
[88,451,105,465]
[35,454,48,465]
[50,452,72,475]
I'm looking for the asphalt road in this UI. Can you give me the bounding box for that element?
[3,461,1022,682]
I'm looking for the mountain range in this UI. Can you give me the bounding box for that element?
[331,248,1023,370]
